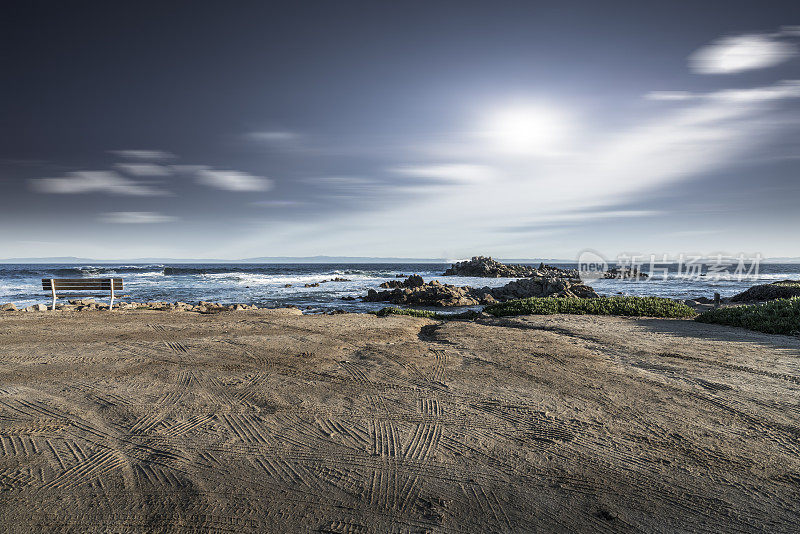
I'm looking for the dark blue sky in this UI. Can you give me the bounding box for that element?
[1,1,798,259]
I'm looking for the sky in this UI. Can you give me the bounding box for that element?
[1,1,799,261]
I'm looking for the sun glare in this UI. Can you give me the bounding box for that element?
[482,105,567,156]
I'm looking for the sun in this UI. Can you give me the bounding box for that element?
[482,104,567,156]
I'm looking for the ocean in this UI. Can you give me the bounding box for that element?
[2,262,799,312]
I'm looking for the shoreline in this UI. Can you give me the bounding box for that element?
[2,261,800,311]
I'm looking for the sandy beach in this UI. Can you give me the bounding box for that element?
[0,309,797,532]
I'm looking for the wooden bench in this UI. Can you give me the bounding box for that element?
[41,278,123,311]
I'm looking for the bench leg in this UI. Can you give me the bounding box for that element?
[110,287,114,311]
[50,279,56,311]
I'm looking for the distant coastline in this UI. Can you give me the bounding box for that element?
[4,256,800,264]
[0,256,574,264]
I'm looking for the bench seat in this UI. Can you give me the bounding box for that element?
[42,278,123,311]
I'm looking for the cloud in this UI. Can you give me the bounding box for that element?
[391,164,495,183]
[99,212,178,224]
[501,210,663,232]
[245,131,299,142]
[304,176,375,187]
[31,171,169,196]
[689,33,797,74]
[646,80,800,104]
[115,163,172,176]
[196,170,273,191]
[316,78,800,254]
[645,91,695,101]
[250,200,308,208]
[109,150,176,160]
[169,165,210,174]
[708,80,800,103]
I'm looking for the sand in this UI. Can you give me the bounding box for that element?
[0,309,798,532]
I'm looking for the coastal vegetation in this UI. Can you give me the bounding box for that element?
[696,297,800,335]
[484,296,696,318]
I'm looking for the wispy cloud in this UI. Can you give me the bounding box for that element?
[245,131,299,143]
[327,77,800,253]
[391,164,495,183]
[115,163,172,176]
[689,31,797,74]
[99,212,178,224]
[31,171,169,196]
[500,210,663,232]
[250,200,308,208]
[646,80,800,103]
[109,149,176,160]
[645,91,696,101]
[196,169,273,191]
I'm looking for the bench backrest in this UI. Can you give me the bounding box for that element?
[41,278,123,292]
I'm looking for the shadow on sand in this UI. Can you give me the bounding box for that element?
[636,317,800,356]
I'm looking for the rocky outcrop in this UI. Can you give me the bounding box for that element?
[364,275,598,307]
[730,280,800,302]
[443,256,578,279]
[603,267,649,280]
[365,279,487,307]
[489,277,599,300]
[379,274,424,289]
[0,303,17,311]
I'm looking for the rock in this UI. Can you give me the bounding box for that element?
[489,276,599,300]
[364,274,597,307]
[380,274,425,289]
[24,304,48,312]
[405,274,424,287]
[327,309,346,315]
[365,277,485,307]
[0,303,17,311]
[603,267,649,280]
[304,283,320,288]
[341,296,356,301]
[284,284,292,288]
[194,301,227,313]
[730,280,800,302]
[443,256,578,279]
[69,299,96,306]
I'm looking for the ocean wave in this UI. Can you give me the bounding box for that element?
[0,265,166,277]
